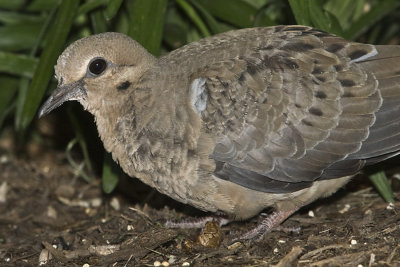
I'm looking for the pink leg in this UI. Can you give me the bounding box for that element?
[235,209,297,241]
[165,216,231,229]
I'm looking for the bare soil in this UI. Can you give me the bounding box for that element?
[0,149,399,266]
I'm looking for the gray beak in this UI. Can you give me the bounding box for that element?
[38,80,85,118]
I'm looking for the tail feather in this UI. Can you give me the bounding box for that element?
[349,45,400,161]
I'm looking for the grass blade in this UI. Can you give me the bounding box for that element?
[344,0,400,40]
[188,0,222,34]
[369,171,394,203]
[78,0,106,16]
[199,0,257,28]
[102,153,120,193]
[17,0,79,131]
[27,0,59,11]
[288,0,311,26]
[176,0,211,37]
[90,7,108,33]
[0,23,43,51]
[0,52,38,78]
[104,0,123,20]
[0,0,25,10]
[127,0,167,56]
[0,76,18,129]
[0,11,44,25]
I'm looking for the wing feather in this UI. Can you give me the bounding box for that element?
[180,26,400,193]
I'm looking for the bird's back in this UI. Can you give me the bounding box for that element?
[156,26,400,194]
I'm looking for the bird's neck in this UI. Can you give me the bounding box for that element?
[92,82,199,188]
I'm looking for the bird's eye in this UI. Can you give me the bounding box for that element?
[88,58,107,76]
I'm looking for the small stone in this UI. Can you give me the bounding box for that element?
[110,197,120,210]
[90,198,102,207]
[39,249,53,265]
[0,155,9,164]
[386,202,394,210]
[168,255,176,264]
[0,182,8,203]
[47,206,57,219]
[227,242,242,250]
[339,204,351,214]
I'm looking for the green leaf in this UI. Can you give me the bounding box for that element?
[344,0,400,40]
[102,153,120,194]
[242,0,269,9]
[0,52,38,78]
[253,7,275,27]
[127,0,167,56]
[288,0,311,26]
[90,7,108,33]
[114,8,129,34]
[324,11,344,37]
[0,76,18,129]
[163,5,190,49]
[308,1,331,31]
[369,171,394,203]
[27,0,59,11]
[308,1,343,36]
[78,0,106,16]
[200,0,257,28]
[104,0,123,20]
[324,0,364,30]
[18,0,79,131]
[15,6,56,133]
[163,23,187,49]
[289,0,343,35]
[0,23,43,51]
[0,11,44,25]
[176,0,211,37]
[0,0,25,10]
[188,0,221,34]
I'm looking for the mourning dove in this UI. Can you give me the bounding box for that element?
[39,26,400,240]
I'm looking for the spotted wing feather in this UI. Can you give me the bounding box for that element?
[188,26,389,193]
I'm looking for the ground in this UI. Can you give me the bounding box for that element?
[0,149,399,266]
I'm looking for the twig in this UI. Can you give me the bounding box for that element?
[271,246,302,267]
[300,244,347,259]
[128,207,154,225]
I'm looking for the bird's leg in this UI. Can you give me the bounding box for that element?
[165,216,231,229]
[234,209,297,241]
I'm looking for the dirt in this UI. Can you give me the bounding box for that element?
[0,149,399,266]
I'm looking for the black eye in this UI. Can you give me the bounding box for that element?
[88,58,107,76]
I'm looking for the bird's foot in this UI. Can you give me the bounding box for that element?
[233,210,297,241]
[165,216,230,229]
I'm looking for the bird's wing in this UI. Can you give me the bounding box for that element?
[188,26,385,193]
[346,45,400,162]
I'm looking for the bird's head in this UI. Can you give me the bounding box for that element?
[38,32,156,118]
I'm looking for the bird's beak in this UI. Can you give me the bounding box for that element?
[38,80,85,118]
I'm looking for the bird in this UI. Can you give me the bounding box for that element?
[38,25,400,240]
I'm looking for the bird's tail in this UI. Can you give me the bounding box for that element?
[350,45,400,163]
